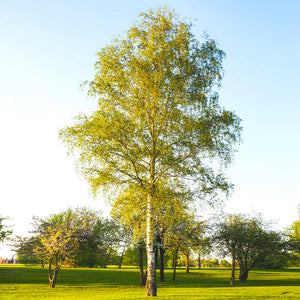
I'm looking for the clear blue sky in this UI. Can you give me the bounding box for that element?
[1,0,300,256]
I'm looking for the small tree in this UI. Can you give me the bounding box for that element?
[178,218,205,273]
[214,215,242,285]
[215,214,286,284]
[165,212,198,280]
[195,236,212,269]
[33,208,95,288]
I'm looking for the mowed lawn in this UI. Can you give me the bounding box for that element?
[0,265,300,299]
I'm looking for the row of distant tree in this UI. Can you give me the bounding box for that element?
[1,208,300,288]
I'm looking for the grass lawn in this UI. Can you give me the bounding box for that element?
[0,265,300,299]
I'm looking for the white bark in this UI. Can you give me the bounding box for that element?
[146,192,157,296]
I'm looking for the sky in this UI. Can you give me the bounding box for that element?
[1,0,300,257]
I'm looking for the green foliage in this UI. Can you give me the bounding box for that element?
[74,217,121,268]
[122,245,147,266]
[12,236,42,265]
[33,208,93,264]
[220,259,231,267]
[32,207,119,287]
[203,258,220,267]
[286,211,300,267]
[15,208,124,273]
[0,216,12,243]
[59,5,241,214]
[214,214,288,282]
[111,186,147,242]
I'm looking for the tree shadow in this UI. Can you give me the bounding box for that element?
[1,266,300,289]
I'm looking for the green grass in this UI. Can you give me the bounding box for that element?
[1,265,300,299]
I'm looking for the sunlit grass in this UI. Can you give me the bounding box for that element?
[1,265,300,299]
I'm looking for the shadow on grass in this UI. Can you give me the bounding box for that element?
[1,266,300,289]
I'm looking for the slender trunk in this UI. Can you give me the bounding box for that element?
[185,254,189,273]
[48,257,60,288]
[172,256,175,269]
[139,243,145,286]
[144,269,148,286]
[159,246,164,282]
[198,253,201,269]
[230,247,236,286]
[119,244,126,269]
[104,248,112,268]
[154,246,158,268]
[146,192,157,296]
[118,253,123,269]
[49,268,59,288]
[48,258,53,287]
[173,248,178,281]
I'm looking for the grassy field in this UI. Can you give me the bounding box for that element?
[0,265,300,299]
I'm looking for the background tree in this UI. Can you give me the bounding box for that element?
[214,214,286,284]
[153,182,193,282]
[0,216,12,244]
[176,216,205,273]
[116,225,132,269]
[33,208,95,288]
[195,236,212,269]
[286,210,300,266]
[59,6,241,296]
[12,236,43,265]
[213,214,242,285]
[165,212,194,281]
[93,218,121,268]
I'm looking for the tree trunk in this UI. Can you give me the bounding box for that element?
[238,259,249,283]
[239,266,248,283]
[185,254,189,273]
[172,248,178,281]
[159,246,164,282]
[198,253,201,269]
[104,248,112,268]
[146,192,157,296]
[139,243,145,286]
[49,268,59,288]
[48,258,53,287]
[154,245,158,268]
[48,258,60,288]
[230,247,236,286]
[239,270,248,282]
[144,269,148,286]
[119,243,126,269]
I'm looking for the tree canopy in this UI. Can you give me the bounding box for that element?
[214,213,287,284]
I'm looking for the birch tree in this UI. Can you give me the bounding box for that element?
[59,6,241,296]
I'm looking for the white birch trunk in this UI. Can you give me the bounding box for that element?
[146,192,157,296]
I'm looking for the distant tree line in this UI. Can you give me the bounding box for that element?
[7,207,300,288]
